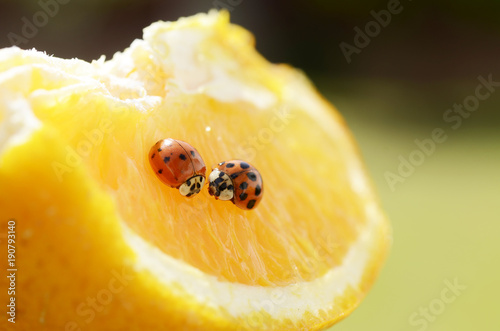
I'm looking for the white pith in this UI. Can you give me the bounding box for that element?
[124,197,383,321]
[0,90,41,156]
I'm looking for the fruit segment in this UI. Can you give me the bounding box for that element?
[0,11,390,331]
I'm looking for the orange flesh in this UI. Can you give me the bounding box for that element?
[38,92,364,286]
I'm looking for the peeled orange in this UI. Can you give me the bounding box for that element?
[0,11,390,331]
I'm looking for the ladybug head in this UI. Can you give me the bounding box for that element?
[179,175,205,197]
[208,168,234,201]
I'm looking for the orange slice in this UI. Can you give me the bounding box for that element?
[0,11,390,331]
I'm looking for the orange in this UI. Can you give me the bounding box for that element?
[0,11,390,331]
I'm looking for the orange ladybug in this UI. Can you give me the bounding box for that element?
[149,138,206,197]
[208,160,263,210]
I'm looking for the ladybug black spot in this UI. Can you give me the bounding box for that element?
[254,185,261,196]
[157,148,162,152]
[239,192,248,201]
[230,173,239,179]
[163,156,170,163]
[240,162,250,169]
[179,154,187,161]
[247,172,257,181]
[226,163,235,168]
[151,153,155,159]
[190,150,195,157]
[158,169,163,174]
[247,199,256,209]
[239,182,248,190]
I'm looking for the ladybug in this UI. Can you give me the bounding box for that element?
[208,160,263,210]
[149,138,206,197]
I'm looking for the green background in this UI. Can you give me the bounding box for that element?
[331,79,499,330]
[1,0,498,330]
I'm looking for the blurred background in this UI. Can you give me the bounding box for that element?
[1,0,498,330]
